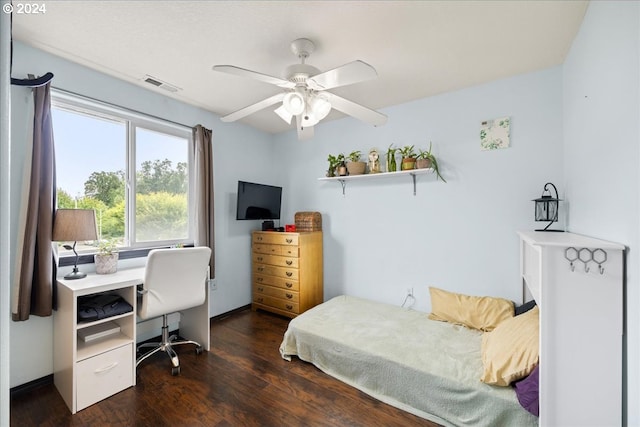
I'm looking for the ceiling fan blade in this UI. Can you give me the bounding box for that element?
[325,93,387,127]
[212,65,295,89]
[307,60,378,90]
[220,93,285,122]
[296,115,314,141]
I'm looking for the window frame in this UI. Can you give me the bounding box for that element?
[51,90,195,263]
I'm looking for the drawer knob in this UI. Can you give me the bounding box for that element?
[286,272,293,277]
[257,257,263,261]
[257,297,264,303]
[257,236,263,241]
[257,277,263,282]
[286,260,293,266]
[286,304,293,310]
[258,267,264,272]
[258,287,264,292]
[285,282,293,288]
[286,293,293,299]
[286,238,293,244]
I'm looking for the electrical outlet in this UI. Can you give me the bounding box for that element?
[208,279,217,291]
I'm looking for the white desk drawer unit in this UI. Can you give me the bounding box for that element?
[76,343,133,411]
[54,268,142,414]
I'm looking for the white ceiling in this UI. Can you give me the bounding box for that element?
[12,1,588,134]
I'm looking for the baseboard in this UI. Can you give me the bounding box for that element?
[211,304,251,322]
[10,374,53,398]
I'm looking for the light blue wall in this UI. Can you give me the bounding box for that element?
[275,67,563,311]
[563,1,640,424]
[8,4,640,422]
[9,42,276,387]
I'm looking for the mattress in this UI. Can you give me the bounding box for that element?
[280,295,537,427]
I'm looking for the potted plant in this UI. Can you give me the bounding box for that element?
[95,239,119,274]
[326,154,340,177]
[399,145,417,170]
[417,142,447,182]
[386,144,397,172]
[346,150,366,175]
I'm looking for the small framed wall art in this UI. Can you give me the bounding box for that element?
[480,116,510,150]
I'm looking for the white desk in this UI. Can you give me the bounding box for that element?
[53,267,210,414]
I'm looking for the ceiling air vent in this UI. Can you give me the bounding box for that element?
[142,75,180,93]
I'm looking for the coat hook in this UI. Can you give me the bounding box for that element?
[599,264,605,275]
[565,247,578,272]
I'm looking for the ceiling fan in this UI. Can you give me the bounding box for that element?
[212,38,387,140]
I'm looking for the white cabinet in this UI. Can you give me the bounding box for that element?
[518,231,624,426]
[54,268,142,413]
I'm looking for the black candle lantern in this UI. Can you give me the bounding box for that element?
[532,182,563,232]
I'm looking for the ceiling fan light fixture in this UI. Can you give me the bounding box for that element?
[274,104,293,124]
[283,92,305,115]
[310,94,331,121]
[301,107,320,127]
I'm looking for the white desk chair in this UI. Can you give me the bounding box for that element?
[136,246,211,375]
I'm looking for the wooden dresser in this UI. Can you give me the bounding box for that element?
[251,231,323,318]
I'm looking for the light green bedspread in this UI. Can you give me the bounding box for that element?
[280,295,538,427]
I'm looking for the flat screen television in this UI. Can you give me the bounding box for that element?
[236,181,282,220]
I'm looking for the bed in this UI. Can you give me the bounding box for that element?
[279,295,538,427]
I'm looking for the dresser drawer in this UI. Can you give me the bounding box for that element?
[253,244,281,256]
[254,273,299,291]
[253,295,299,314]
[76,343,133,411]
[252,253,299,268]
[253,264,299,280]
[254,284,299,302]
[253,233,299,246]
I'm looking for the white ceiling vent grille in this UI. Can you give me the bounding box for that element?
[142,75,180,93]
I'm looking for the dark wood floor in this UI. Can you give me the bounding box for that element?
[11,308,437,426]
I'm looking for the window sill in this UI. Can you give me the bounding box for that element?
[58,245,193,267]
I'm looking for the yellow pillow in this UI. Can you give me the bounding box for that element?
[480,306,539,386]
[428,287,514,331]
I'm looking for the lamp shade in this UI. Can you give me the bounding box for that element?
[274,104,293,124]
[310,94,331,121]
[52,209,98,242]
[283,92,305,115]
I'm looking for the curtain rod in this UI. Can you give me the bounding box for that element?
[51,86,196,130]
[11,72,54,87]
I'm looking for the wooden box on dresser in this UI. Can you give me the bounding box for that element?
[252,231,323,318]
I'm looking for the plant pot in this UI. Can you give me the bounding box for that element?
[416,158,432,169]
[401,157,417,170]
[95,253,119,275]
[346,161,366,175]
[337,162,348,176]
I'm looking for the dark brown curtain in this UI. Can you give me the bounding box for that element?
[12,83,57,321]
[193,125,214,277]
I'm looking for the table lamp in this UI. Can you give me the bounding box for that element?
[53,209,98,279]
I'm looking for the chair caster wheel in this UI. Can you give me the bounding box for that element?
[171,366,180,376]
[195,346,203,355]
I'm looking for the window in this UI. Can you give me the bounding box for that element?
[52,91,193,257]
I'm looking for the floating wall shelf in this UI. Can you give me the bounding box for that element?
[318,168,434,196]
